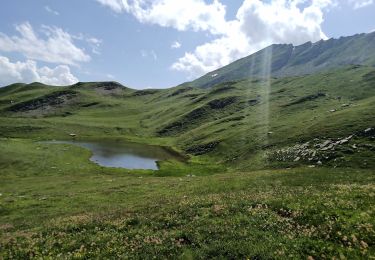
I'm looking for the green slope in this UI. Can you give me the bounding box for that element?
[0,65,374,170]
[0,65,375,258]
[188,32,375,88]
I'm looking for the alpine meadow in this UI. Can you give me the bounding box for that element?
[0,1,374,259]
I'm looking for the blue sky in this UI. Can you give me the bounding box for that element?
[0,0,374,89]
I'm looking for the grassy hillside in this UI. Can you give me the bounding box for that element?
[0,65,374,258]
[1,140,373,258]
[188,32,375,89]
[1,65,374,170]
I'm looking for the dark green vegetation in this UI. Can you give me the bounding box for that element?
[0,34,375,258]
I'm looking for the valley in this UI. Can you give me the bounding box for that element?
[0,37,374,258]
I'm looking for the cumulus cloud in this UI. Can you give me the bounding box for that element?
[171,41,181,49]
[0,56,78,86]
[96,0,228,35]
[0,22,90,66]
[172,23,252,77]
[95,0,344,77]
[173,0,333,77]
[348,0,373,9]
[96,0,127,13]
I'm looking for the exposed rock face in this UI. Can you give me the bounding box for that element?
[7,90,77,112]
[185,141,220,155]
[269,127,374,166]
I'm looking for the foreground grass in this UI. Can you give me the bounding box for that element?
[0,138,374,259]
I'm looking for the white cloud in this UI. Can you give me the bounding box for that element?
[173,0,333,77]
[171,41,181,49]
[237,0,329,45]
[73,34,103,55]
[0,56,78,86]
[97,0,335,77]
[172,23,252,77]
[96,0,128,13]
[100,0,370,78]
[45,6,60,15]
[348,0,373,9]
[0,22,90,66]
[95,0,228,35]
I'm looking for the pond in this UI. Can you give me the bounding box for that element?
[47,140,184,170]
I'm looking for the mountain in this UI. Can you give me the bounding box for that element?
[188,32,375,88]
[1,33,375,259]
[0,65,374,170]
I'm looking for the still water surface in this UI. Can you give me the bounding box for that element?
[48,140,183,170]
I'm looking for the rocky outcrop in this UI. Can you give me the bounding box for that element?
[7,90,77,112]
[269,127,375,166]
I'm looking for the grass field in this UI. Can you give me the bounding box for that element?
[0,66,374,258]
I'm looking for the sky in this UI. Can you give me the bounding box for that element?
[0,0,374,89]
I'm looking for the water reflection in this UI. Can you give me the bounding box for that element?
[47,140,184,170]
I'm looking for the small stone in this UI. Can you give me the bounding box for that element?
[360,241,368,249]
[329,109,336,113]
[294,157,301,162]
[339,139,349,145]
[308,165,316,168]
[317,161,323,166]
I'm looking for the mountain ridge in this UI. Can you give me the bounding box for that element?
[187,32,375,88]
[2,32,374,91]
